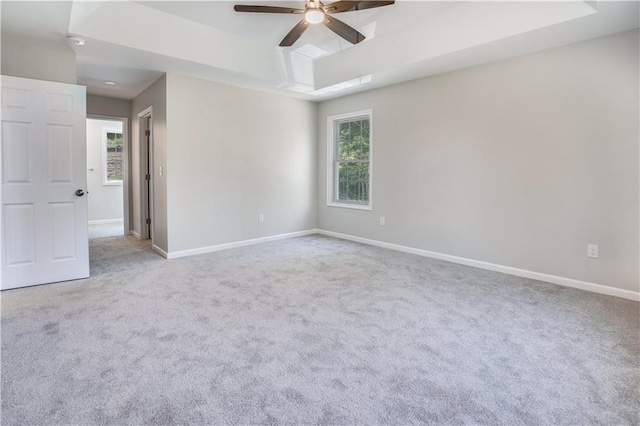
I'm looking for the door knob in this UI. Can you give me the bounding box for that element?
[75,189,85,197]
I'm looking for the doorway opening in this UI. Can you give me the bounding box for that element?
[138,107,154,242]
[86,116,128,239]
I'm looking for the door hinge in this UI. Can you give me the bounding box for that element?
[145,130,151,136]
[146,218,151,225]
[145,174,151,181]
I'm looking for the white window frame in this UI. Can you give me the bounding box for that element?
[102,127,124,186]
[326,109,373,210]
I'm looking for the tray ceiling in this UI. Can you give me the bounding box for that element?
[2,1,638,100]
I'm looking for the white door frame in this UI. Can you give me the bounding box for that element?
[137,106,154,242]
[86,114,130,236]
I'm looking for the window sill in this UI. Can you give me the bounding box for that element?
[103,182,123,187]
[327,201,372,211]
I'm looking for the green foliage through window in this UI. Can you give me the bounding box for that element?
[105,132,123,182]
[334,117,370,204]
[106,132,123,152]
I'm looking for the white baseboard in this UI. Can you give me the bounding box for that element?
[130,230,141,239]
[152,244,168,259]
[317,230,639,302]
[89,219,124,225]
[166,229,318,260]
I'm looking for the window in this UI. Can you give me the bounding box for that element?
[102,128,123,185]
[327,110,372,210]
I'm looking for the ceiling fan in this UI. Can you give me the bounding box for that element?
[234,0,395,47]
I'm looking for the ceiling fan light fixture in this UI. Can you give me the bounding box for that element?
[305,9,324,24]
[234,1,395,46]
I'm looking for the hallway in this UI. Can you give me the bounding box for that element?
[89,231,156,277]
[89,222,125,239]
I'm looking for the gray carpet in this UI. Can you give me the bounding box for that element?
[1,234,638,425]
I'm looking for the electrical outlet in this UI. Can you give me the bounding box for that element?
[379,216,386,226]
[259,214,264,223]
[587,244,599,258]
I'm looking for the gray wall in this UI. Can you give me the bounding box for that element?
[131,75,168,252]
[86,119,124,222]
[165,74,317,253]
[87,95,132,119]
[1,35,76,84]
[317,30,639,292]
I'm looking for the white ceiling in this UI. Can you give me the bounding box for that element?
[1,1,638,101]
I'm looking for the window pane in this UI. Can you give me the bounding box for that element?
[352,120,362,161]
[338,140,348,160]
[338,162,349,200]
[106,132,123,182]
[338,122,355,160]
[337,161,369,203]
[351,120,361,144]
[342,119,368,161]
[360,119,370,159]
[338,119,371,162]
[355,162,369,202]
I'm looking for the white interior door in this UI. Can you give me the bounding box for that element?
[1,75,89,290]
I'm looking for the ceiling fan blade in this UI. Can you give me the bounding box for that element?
[323,15,365,44]
[234,5,304,14]
[279,19,310,46]
[323,1,394,14]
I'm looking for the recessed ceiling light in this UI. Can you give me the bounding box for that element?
[68,36,85,46]
[104,81,116,86]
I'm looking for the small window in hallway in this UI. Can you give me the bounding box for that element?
[103,129,123,185]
